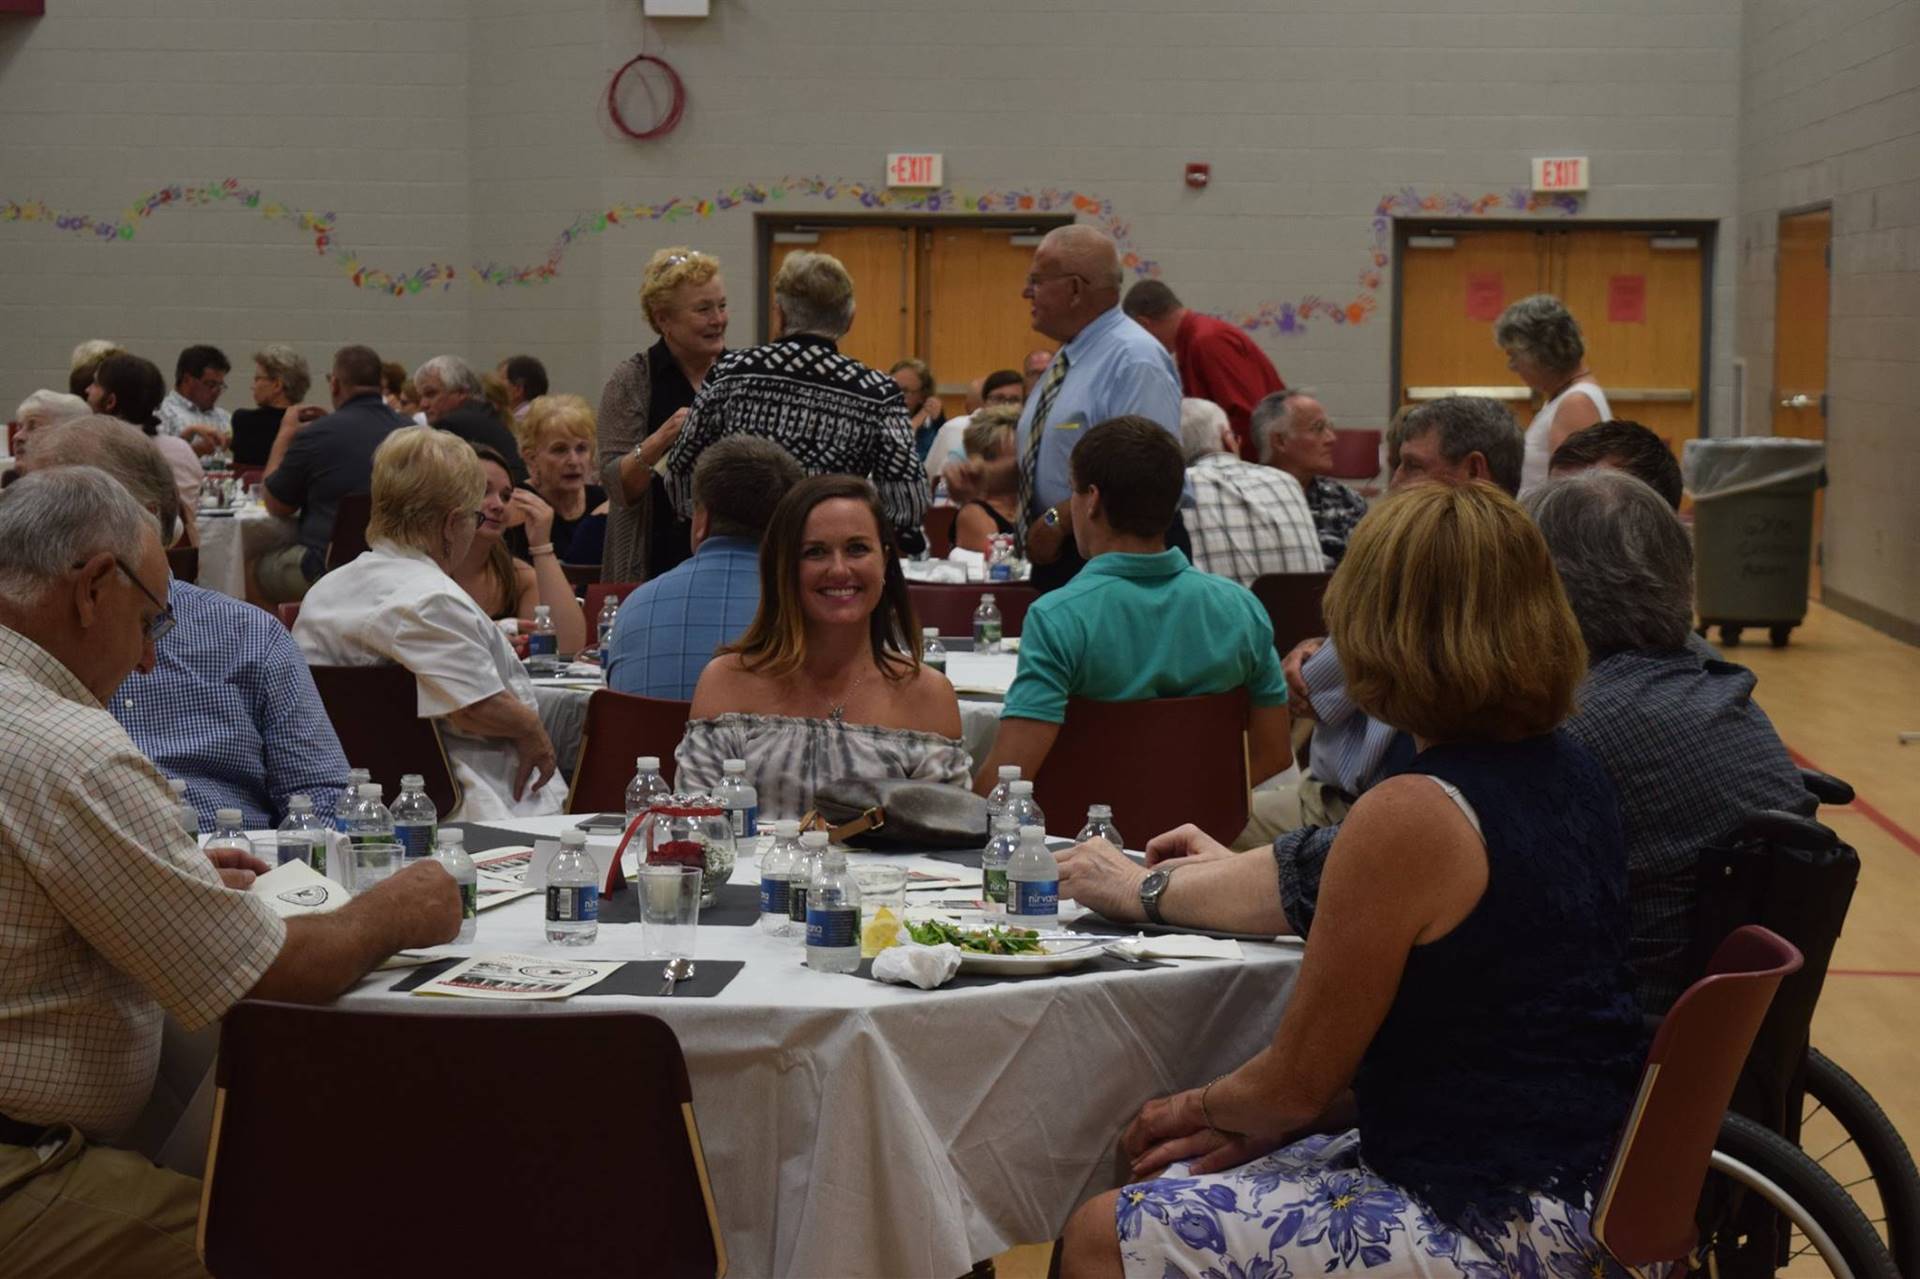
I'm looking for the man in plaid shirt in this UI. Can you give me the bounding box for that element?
[0,467,459,1275]
[1177,398,1324,585]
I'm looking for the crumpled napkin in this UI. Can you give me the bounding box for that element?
[872,942,962,989]
[1105,934,1244,961]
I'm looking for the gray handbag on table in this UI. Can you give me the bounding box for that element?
[805,778,990,850]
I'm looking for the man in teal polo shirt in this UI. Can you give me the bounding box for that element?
[973,416,1292,794]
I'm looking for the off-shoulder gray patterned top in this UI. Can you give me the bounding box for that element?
[675,713,973,821]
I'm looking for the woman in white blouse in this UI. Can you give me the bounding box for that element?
[1495,294,1611,494]
[293,426,566,820]
[679,475,970,820]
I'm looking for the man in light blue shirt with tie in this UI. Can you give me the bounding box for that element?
[945,225,1184,591]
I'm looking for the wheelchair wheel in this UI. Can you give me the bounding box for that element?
[1707,1112,1898,1277]
[1803,1049,1920,1276]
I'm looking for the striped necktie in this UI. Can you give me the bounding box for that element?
[1016,352,1070,545]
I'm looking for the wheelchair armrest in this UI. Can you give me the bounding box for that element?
[1730,808,1840,851]
[1799,767,1855,807]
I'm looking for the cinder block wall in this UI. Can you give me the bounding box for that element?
[1736,0,1920,636]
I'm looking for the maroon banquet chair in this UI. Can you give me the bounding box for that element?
[307,664,460,817]
[1249,572,1331,659]
[274,602,300,630]
[1591,925,1801,1270]
[165,545,199,585]
[1031,689,1251,843]
[924,506,960,559]
[324,492,372,572]
[1328,428,1382,481]
[199,1002,726,1278]
[908,582,1036,639]
[567,689,693,813]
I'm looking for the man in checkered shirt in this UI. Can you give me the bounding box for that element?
[663,250,928,550]
[1177,397,1324,586]
[0,467,459,1275]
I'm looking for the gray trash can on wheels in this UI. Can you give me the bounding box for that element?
[1683,437,1827,648]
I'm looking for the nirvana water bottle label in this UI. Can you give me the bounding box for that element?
[926,653,946,673]
[974,620,1002,648]
[983,867,1009,904]
[277,836,315,868]
[546,885,599,923]
[527,633,557,658]
[988,558,1012,582]
[805,905,860,949]
[787,884,809,924]
[1008,879,1059,918]
[759,876,790,915]
[395,822,436,860]
[311,841,329,877]
[730,806,758,840]
[598,620,615,649]
[458,881,478,921]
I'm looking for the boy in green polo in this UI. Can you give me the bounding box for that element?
[973,415,1293,797]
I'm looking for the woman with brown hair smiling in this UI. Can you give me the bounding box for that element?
[677,474,968,821]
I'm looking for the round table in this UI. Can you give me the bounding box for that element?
[194,505,299,599]
[341,813,1304,1277]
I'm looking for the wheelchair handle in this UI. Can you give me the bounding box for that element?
[1800,768,1855,807]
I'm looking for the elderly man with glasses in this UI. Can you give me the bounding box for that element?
[943,225,1186,592]
[0,466,460,1277]
[23,415,350,831]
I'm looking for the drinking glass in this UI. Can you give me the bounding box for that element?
[351,839,401,892]
[853,865,908,957]
[638,864,702,961]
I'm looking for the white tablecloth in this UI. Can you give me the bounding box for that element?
[340,814,1303,1278]
[194,505,299,599]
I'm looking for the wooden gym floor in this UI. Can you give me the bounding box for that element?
[995,599,1919,1279]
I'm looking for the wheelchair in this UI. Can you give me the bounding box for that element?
[1688,769,1918,1278]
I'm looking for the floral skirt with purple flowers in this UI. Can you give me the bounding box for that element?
[1116,1129,1663,1279]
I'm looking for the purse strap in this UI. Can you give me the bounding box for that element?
[800,806,888,844]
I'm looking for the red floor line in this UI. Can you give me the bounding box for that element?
[1786,747,1920,860]
[1827,969,1920,979]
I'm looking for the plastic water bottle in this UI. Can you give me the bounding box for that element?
[544,828,599,945]
[434,829,478,943]
[336,769,369,833]
[985,765,1021,823]
[168,777,200,838]
[275,795,327,868]
[595,593,621,655]
[716,759,758,842]
[1007,779,1046,837]
[390,774,438,866]
[805,845,862,974]
[922,627,947,674]
[1076,804,1125,852]
[988,534,1014,582]
[972,593,1003,654]
[527,604,558,676]
[346,782,394,888]
[787,830,827,945]
[759,820,802,935]
[1006,824,1060,929]
[205,808,255,861]
[982,809,1019,915]
[624,755,670,826]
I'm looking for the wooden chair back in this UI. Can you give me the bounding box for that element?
[1249,572,1331,659]
[307,664,461,816]
[166,545,200,584]
[1033,689,1251,844]
[566,689,694,813]
[325,492,373,572]
[907,582,1037,639]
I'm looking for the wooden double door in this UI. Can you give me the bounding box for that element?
[761,219,1066,396]
[1396,224,1712,456]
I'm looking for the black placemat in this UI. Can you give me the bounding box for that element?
[597,881,761,927]
[574,813,627,834]
[925,850,983,868]
[389,957,745,998]
[1065,914,1288,944]
[446,822,547,854]
[854,952,1170,989]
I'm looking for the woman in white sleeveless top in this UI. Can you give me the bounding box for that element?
[1495,294,1611,493]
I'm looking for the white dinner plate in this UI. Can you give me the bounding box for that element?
[955,939,1106,976]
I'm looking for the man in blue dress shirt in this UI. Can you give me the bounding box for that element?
[605,437,804,700]
[943,225,1186,592]
[25,416,350,828]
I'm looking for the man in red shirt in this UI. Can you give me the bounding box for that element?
[1123,280,1285,461]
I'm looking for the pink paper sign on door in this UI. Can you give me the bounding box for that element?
[1608,274,1647,324]
[1465,272,1504,322]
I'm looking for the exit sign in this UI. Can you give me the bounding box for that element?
[886,153,943,188]
[1532,156,1590,193]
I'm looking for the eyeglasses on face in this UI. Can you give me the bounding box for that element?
[110,558,176,643]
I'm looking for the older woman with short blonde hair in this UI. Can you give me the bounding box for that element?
[516,393,607,566]
[229,344,311,468]
[1056,481,1645,1279]
[1495,293,1611,493]
[293,426,566,820]
[598,245,730,582]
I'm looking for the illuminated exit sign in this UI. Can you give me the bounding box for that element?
[886,153,944,188]
[1532,156,1590,193]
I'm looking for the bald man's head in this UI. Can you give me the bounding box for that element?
[1025,225,1124,342]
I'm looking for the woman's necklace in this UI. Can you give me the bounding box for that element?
[823,666,870,724]
[1544,368,1592,401]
